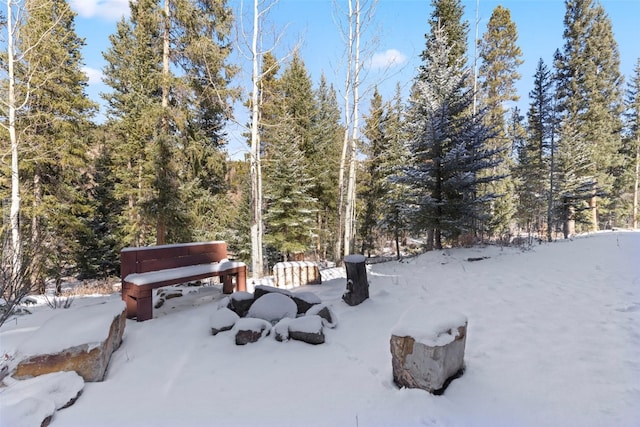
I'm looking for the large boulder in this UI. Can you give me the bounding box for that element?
[253,285,293,300]
[390,306,467,394]
[246,292,297,324]
[14,300,126,382]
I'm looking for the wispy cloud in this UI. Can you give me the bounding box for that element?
[82,66,104,85]
[70,0,130,21]
[370,49,408,70]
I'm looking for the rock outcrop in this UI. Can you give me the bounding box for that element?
[14,300,126,382]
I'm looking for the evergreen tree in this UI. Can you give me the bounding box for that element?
[102,0,164,246]
[262,54,318,261]
[424,0,469,68]
[379,84,409,259]
[555,0,624,232]
[477,5,523,240]
[311,75,343,260]
[17,0,97,285]
[400,27,502,250]
[623,59,640,228]
[516,59,556,240]
[77,128,121,278]
[359,87,386,256]
[102,0,236,246]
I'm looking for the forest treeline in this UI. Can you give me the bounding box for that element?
[1,0,639,286]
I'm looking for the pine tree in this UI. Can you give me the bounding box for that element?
[311,75,343,260]
[262,54,318,262]
[424,0,469,68]
[477,5,523,240]
[400,27,502,250]
[359,87,386,256]
[623,59,640,228]
[555,0,624,232]
[516,59,555,240]
[17,0,97,286]
[380,84,409,259]
[102,0,164,246]
[102,0,236,246]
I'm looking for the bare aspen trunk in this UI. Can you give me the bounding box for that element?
[336,0,354,264]
[7,0,22,277]
[156,0,171,245]
[250,0,264,278]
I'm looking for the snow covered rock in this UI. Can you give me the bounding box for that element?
[14,300,126,382]
[154,288,184,309]
[234,318,271,345]
[247,292,297,324]
[210,307,240,335]
[390,306,467,394]
[291,291,321,315]
[288,315,325,345]
[1,371,84,427]
[306,303,338,329]
[227,291,254,317]
[0,396,55,427]
[273,318,292,342]
[253,284,293,299]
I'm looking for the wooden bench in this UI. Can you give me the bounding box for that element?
[120,241,247,321]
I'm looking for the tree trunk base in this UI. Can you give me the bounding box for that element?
[342,255,369,306]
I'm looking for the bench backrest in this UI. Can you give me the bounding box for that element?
[121,241,228,278]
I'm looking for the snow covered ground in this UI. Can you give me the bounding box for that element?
[1,231,639,427]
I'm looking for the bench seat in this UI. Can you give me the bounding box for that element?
[124,261,246,286]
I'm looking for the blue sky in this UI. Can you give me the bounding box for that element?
[69,0,640,157]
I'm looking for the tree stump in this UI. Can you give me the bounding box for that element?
[342,254,369,306]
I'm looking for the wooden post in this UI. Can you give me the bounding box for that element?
[342,254,369,306]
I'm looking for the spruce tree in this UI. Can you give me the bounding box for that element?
[18,0,97,284]
[311,75,343,260]
[400,27,502,250]
[555,0,624,232]
[516,59,555,240]
[379,84,409,258]
[262,54,318,261]
[102,0,237,246]
[424,0,469,68]
[624,59,640,228]
[477,5,523,240]
[359,87,386,256]
[102,1,164,246]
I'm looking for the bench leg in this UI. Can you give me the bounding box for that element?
[222,274,234,294]
[124,287,153,322]
[237,268,247,292]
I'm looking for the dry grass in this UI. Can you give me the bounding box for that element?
[59,278,121,297]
